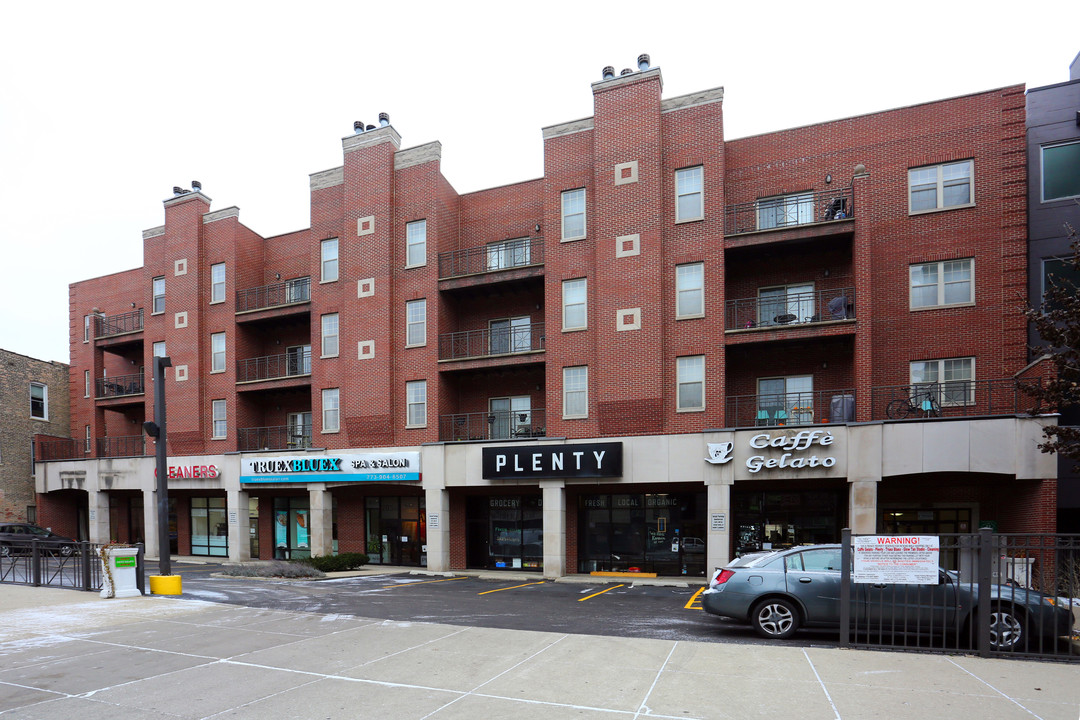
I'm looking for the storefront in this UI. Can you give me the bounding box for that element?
[465,494,542,570]
[366,495,426,566]
[731,487,846,556]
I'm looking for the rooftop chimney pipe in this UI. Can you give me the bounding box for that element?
[191,180,201,192]
[637,54,650,71]
[602,66,615,80]
[366,124,375,131]
[379,112,390,127]
[173,186,182,196]
[354,121,365,134]
[620,68,633,76]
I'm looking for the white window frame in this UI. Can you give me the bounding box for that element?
[153,341,166,358]
[1041,140,1080,203]
[563,366,588,419]
[909,258,974,310]
[84,370,90,398]
[486,237,531,270]
[321,313,339,358]
[406,299,427,347]
[211,399,227,439]
[210,263,226,304]
[561,188,586,241]
[84,315,90,343]
[322,388,340,433]
[489,395,532,439]
[676,262,704,318]
[321,238,339,283]
[85,425,91,453]
[406,220,427,267]
[152,276,165,314]
[910,357,975,407]
[675,166,704,222]
[30,382,48,420]
[210,332,226,373]
[406,380,427,428]
[908,160,974,214]
[562,278,587,331]
[676,355,705,412]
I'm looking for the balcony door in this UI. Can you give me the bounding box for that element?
[490,396,531,439]
[757,375,814,426]
[287,412,312,448]
[286,344,311,375]
[490,317,530,355]
[758,283,814,326]
[757,192,814,229]
[486,238,530,271]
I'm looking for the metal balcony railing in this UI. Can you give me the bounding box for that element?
[724,186,854,236]
[438,322,545,361]
[726,389,856,428]
[438,237,544,279]
[726,287,856,330]
[869,379,1042,421]
[238,425,313,451]
[36,438,81,461]
[237,349,311,383]
[94,309,144,338]
[95,373,145,398]
[96,436,146,458]
[439,409,547,441]
[236,277,311,312]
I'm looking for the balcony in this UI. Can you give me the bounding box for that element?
[439,238,544,280]
[236,277,311,317]
[36,438,81,461]
[237,349,312,385]
[724,187,854,238]
[95,373,145,399]
[438,322,545,362]
[94,309,143,342]
[726,287,856,331]
[439,409,547,442]
[726,389,856,428]
[869,379,1041,421]
[96,436,146,458]
[238,425,313,451]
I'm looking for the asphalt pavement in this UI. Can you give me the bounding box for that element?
[1,572,1078,719]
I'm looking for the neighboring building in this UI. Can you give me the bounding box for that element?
[1026,51,1080,532]
[0,349,69,526]
[38,58,1056,575]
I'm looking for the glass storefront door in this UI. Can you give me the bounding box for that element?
[365,496,426,566]
[191,497,228,557]
[273,497,310,559]
[466,495,543,570]
[732,489,844,557]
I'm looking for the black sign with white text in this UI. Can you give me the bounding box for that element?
[482,442,623,480]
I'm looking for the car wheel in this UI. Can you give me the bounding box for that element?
[59,544,75,557]
[0,544,10,558]
[750,598,800,639]
[988,605,1026,651]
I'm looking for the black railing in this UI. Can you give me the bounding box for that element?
[440,409,547,441]
[37,438,81,461]
[97,436,147,458]
[237,349,312,383]
[438,237,544,279]
[238,425,314,451]
[438,322,545,361]
[725,389,856,428]
[94,309,144,338]
[236,277,311,312]
[0,540,128,593]
[870,379,1041,421]
[95,373,145,398]
[726,287,856,330]
[725,186,854,236]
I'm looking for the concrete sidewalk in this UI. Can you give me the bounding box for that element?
[0,583,1077,720]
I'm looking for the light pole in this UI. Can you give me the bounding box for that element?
[143,355,173,578]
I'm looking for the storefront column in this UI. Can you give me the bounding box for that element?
[86,488,110,545]
[849,479,879,534]
[706,481,732,569]
[227,488,250,562]
[540,480,565,579]
[424,487,450,572]
[141,489,160,559]
[308,485,332,557]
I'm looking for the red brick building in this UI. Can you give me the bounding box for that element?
[37,59,1056,576]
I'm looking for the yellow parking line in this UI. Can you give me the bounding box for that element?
[685,586,705,610]
[578,584,625,602]
[478,581,545,595]
[380,576,467,589]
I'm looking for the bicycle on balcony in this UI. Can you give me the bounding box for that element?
[886,390,941,419]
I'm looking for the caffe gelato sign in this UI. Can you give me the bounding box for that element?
[241,453,420,483]
[707,430,836,473]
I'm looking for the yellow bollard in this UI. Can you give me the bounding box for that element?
[149,575,183,595]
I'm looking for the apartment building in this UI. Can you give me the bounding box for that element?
[36,58,1056,575]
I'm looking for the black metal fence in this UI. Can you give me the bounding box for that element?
[97,435,147,458]
[724,186,854,236]
[37,437,81,461]
[0,541,144,593]
[725,287,856,330]
[96,373,145,398]
[870,379,1042,421]
[438,322,545,361]
[840,530,1079,662]
[237,349,312,382]
[238,425,313,451]
[236,276,311,312]
[439,409,548,441]
[725,389,856,428]
[438,237,544,278]
[94,309,144,338]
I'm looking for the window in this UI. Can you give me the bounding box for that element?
[211,263,226,303]
[910,259,973,309]
[321,313,339,357]
[287,412,313,448]
[675,166,703,222]
[152,276,165,314]
[563,366,588,418]
[321,238,339,283]
[676,262,704,318]
[758,375,813,426]
[85,425,91,453]
[406,299,426,347]
[1042,257,1080,312]
[84,315,90,342]
[30,383,47,420]
[490,316,531,354]
[676,356,704,411]
[911,357,974,406]
[153,341,166,357]
[908,160,973,213]
[285,276,311,303]
[489,396,531,439]
[562,278,587,330]
[406,380,427,427]
[286,344,311,375]
[211,332,226,372]
[487,237,530,270]
[84,370,90,398]
[758,283,814,326]
[757,192,813,229]
[406,220,427,267]
[322,388,340,432]
[561,188,586,241]
[1042,141,1080,202]
[212,399,227,438]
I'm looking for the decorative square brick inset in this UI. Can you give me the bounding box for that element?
[615,233,640,258]
[614,161,638,186]
[358,278,375,298]
[358,340,375,359]
[174,259,187,276]
[175,365,189,382]
[174,311,188,329]
[617,308,641,331]
[357,216,375,236]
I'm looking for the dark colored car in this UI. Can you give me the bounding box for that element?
[702,544,1075,651]
[0,523,78,557]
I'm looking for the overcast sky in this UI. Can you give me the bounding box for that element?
[2,1,1077,364]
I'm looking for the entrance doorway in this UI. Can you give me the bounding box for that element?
[732,489,845,557]
[365,496,425,566]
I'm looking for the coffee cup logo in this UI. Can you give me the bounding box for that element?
[705,442,734,465]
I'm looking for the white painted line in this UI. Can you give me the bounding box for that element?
[945,657,1046,720]
[634,641,703,720]
[803,649,842,720]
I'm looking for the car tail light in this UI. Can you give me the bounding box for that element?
[710,569,735,588]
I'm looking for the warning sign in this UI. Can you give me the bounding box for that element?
[853,535,940,585]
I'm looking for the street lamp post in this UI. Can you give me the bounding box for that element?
[143,355,173,578]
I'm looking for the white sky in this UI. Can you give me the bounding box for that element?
[1,1,1077,364]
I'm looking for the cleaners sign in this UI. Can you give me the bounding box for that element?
[240,453,420,484]
[853,535,940,584]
